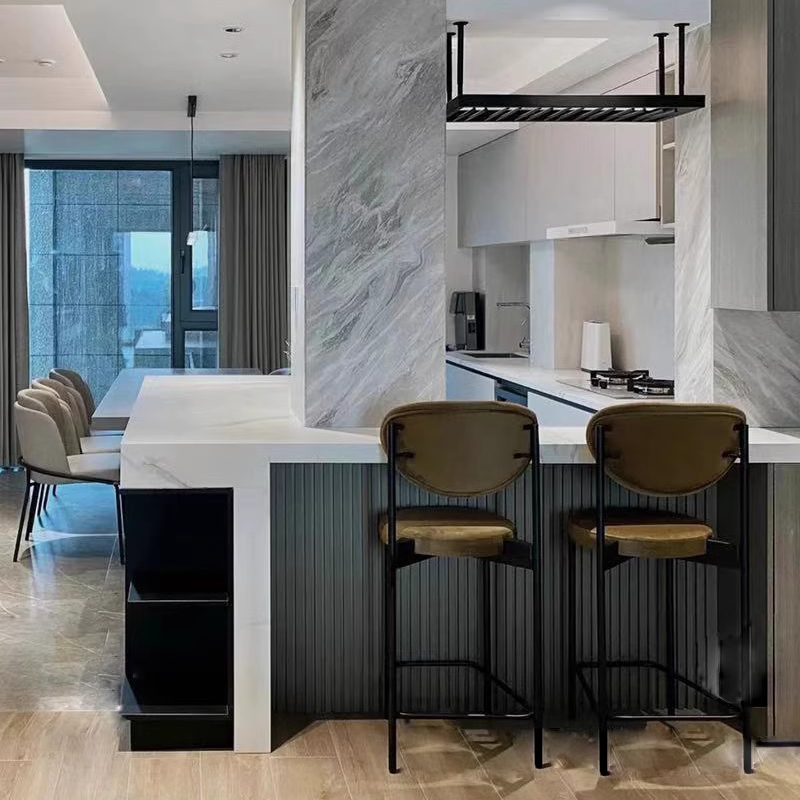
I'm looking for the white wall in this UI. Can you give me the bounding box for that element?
[445,155,476,345]
[531,238,675,375]
[606,238,675,379]
[475,244,530,352]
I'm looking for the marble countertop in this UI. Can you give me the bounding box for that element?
[446,352,635,410]
[119,374,800,489]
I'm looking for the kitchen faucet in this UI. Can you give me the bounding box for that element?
[496,301,531,354]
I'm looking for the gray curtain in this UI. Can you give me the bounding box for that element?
[0,154,28,466]
[219,154,288,373]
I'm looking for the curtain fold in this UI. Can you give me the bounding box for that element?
[219,154,288,373]
[0,154,28,466]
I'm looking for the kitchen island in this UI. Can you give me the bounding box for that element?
[120,374,800,752]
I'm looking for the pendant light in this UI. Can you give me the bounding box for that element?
[186,94,201,246]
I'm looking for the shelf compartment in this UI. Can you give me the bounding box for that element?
[128,572,230,605]
[121,677,229,721]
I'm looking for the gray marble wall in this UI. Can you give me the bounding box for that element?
[290,0,446,428]
[675,24,800,426]
[675,25,714,403]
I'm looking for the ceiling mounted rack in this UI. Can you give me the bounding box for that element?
[446,21,705,124]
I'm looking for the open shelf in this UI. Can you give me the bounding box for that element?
[121,677,229,721]
[128,572,229,605]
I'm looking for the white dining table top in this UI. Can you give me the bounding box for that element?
[92,368,261,430]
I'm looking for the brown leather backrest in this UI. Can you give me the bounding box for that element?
[380,401,538,497]
[586,403,746,497]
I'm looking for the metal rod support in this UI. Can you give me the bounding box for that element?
[454,21,468,98]
[447,31,455,102]
[654,33,669,95]
[675,23,690,95]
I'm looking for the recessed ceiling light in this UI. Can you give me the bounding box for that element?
[224,25,243,33]
[220,52,239,59]
[35,58,57,68]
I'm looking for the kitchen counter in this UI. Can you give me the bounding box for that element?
[118,373,800,756]
[446,351,637,411]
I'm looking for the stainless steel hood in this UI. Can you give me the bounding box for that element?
[446,22,705,125]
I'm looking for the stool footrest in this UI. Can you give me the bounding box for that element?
[575,659,742,718]
[395,658,534,718]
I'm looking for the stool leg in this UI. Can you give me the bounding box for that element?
[666,560,677,716]
[13,480,32,563]
[568,543,577,721]
[22,483,40,554]
[385,548,398,774]
[597,539,609,776]
[481,559,492,715]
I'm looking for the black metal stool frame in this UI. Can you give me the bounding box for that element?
[567,422,752,776]
[383,419,544,774]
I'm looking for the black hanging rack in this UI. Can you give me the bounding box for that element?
[446,21,705,124]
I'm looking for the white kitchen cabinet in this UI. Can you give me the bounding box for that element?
[611,72,660,222]
[527,390,593,426]
[458,130,528,247]
[446,363,497,401]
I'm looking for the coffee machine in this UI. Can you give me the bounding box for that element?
[450,291,485,351]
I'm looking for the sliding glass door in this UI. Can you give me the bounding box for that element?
[26,161,219,397]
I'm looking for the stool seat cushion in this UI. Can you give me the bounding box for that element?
[379,507,515,557]
[568,507,713,559]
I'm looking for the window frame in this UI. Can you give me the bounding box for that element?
[25,159,220,370]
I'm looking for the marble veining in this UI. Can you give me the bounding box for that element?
[295,0,446,428]
[675,24,714,403]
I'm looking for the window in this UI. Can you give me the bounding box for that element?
[26,162,219,398]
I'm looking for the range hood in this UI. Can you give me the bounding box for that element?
[547,221,674,241]
[446,22,705,125]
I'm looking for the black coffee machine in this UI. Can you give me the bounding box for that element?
[450,291,485,351]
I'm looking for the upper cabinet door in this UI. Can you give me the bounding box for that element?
[611,73,660,222]
[458,132,528,247]
[525,122,615,241]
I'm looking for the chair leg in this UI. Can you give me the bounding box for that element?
[115,487,126,566]
[481,559,492,715]
[666,560,677,716]
[36,484,45,520]
[568,542,577,721]
[385,547,398,774]
[52,485,57,497]
[42,486,50,513]
[21,483,40,558]
[13,481,33,563]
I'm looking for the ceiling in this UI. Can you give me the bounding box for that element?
[0,0,710,154]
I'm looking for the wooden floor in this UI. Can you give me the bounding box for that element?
[0,712,799,799]
[2,473,800,798]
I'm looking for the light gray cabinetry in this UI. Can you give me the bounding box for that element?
[527,390,594,426]
[445,363,497,401]
[458,133,527,247]
[711,0,800,311]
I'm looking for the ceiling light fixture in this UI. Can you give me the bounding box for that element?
[223,25,243,33]
[35,58,57,68]
[220,52,239,59]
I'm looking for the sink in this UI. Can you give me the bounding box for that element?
[462,352,527,360]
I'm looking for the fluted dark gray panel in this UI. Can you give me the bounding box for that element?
[271,464,718,719]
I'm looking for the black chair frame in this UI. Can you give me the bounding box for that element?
[14,459,125,565]
[383,419,544,774]
[567,422,752,776]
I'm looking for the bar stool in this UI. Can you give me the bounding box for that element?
[380,401,544,774]
[566,403,752,776]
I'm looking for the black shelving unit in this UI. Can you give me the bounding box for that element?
[120,489,234,750]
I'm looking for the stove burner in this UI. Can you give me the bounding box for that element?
[589,369,649,389]
[631,378,675,397]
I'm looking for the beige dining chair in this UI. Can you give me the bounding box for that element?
[32,378,122,455]
[13,393,125,564]
[50,369,122,436]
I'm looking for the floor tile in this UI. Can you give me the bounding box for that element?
[271,756,350,800]
[201,752,274,800]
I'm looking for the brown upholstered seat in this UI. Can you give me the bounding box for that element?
[568,403,746,560]
[379,507,515,557]
[568,508,713,559]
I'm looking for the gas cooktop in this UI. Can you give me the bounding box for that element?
[558,370,675,400]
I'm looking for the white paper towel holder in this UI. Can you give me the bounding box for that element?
[581,321,613,372]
